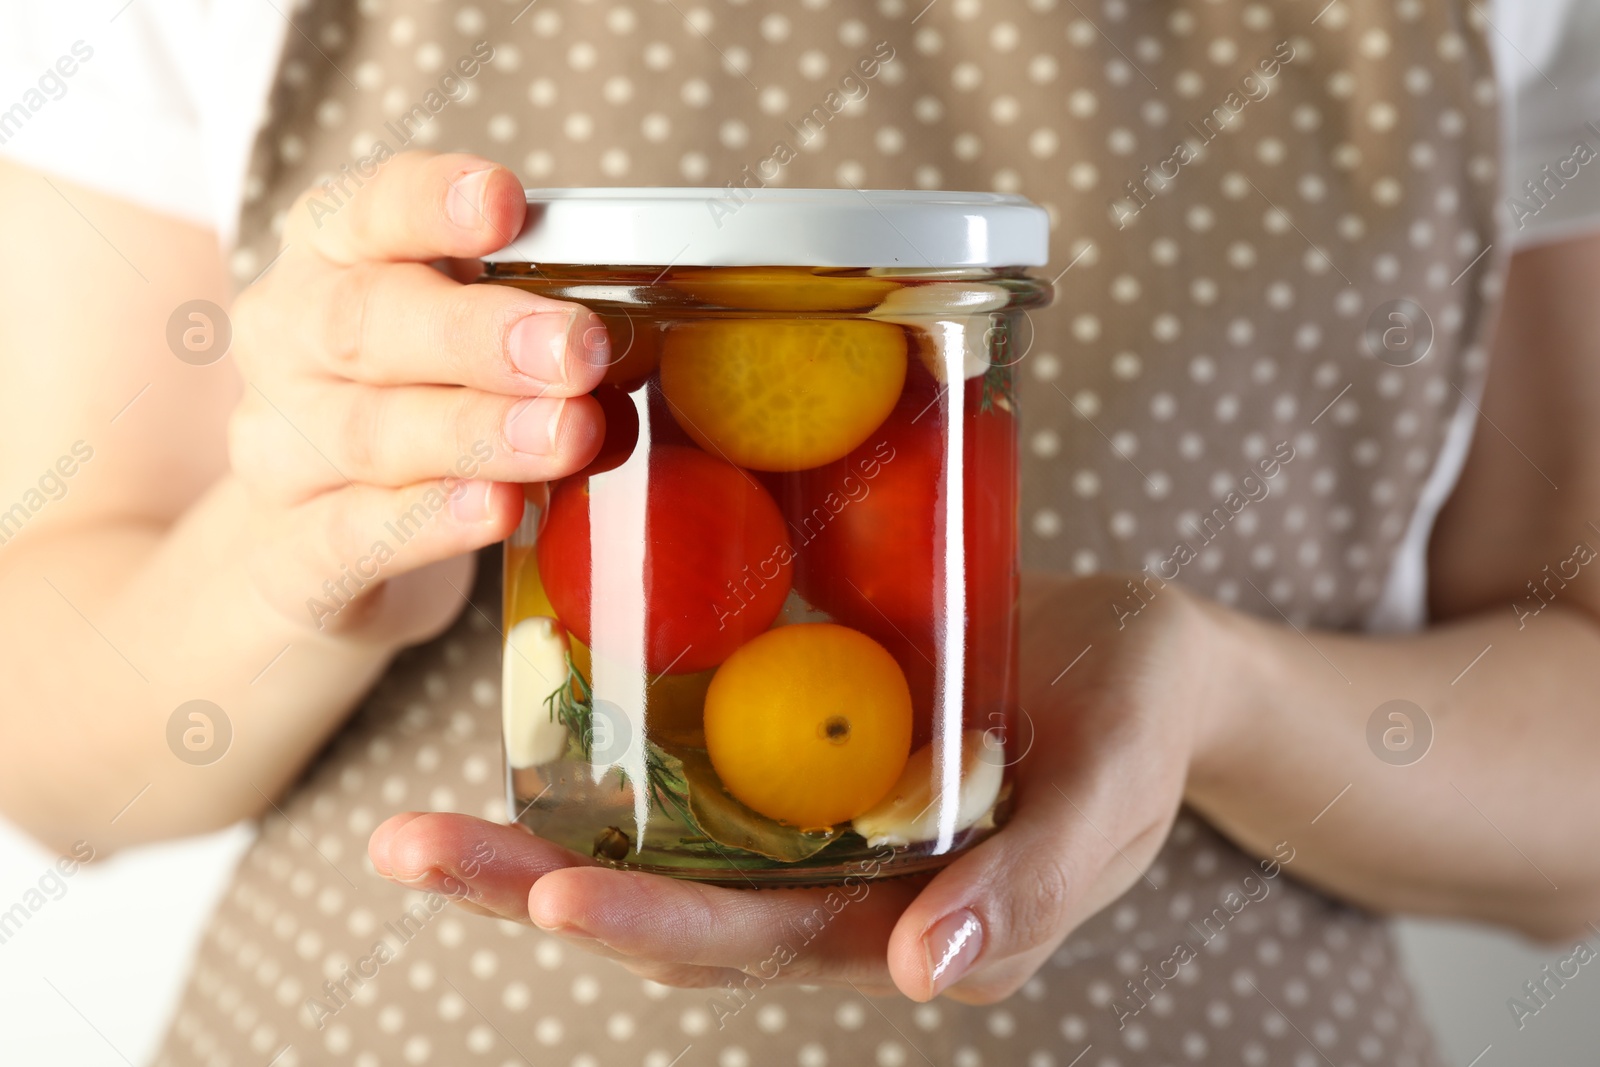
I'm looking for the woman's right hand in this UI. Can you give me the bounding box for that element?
[228,151,609,644]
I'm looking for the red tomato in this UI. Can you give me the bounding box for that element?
[538,444,793,674]
[775,367,1018,748]
[642,377,699,451]
[572,384,641,479]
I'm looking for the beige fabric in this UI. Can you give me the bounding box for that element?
[160,1,1504,1063]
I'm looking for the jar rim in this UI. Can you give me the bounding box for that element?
[481,187,1050,269]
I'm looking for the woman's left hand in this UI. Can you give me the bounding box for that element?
[368,572,1226,1002]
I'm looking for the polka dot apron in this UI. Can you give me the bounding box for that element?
[160,1,1505,1064]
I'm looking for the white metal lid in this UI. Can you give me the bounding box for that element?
[482,188,1050,268]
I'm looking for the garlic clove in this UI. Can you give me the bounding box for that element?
[502,616,573,768]
[867,281,1013,317]
[867,283,1011,382]
[917,320,992,383]
[851,728,1005,847]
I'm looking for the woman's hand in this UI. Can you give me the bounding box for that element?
[368,573,1227,1002]
[230,150,609,644]
[0,152,615,848]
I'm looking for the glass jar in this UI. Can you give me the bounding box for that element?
[482,189,1051,885]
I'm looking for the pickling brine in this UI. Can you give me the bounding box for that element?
[483,189,1050,885]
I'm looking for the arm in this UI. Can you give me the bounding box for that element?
[0,154,605,854]
[1186,231,1600,941]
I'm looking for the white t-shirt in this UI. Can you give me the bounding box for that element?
[2,1,1599,250]
[0,1,284,245]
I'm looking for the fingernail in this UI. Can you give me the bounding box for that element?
[388,867,459,895]
[578,313,612,370]
[924,907,984,997]
[447,167,494,230]
[506,397,564,455]
[448,479,494,523]
[560,929,616,951]
[530,912,573,934]
[537,919,610,950]
[509,310,577,382]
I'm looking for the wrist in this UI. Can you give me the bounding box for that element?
[1181,592,1280,794]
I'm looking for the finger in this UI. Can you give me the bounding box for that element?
[283,151,526,265]
[882,807,1075,1002]
[436,256,488,285]
[368,811,428,876]
[939,945,1057,1005]
[371,815,814,988]
[884,776,1158,1003]
[283,260,611,395]
[373,812,597,922]
[615,956,902,996]
[525,864,924,984]
[229,380,604,501]
[614,959,758,991]
[245,475,522,639]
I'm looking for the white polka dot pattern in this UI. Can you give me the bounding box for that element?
[231,0,1502,630]
[178,0,1508,1062]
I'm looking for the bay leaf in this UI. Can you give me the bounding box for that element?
[672,746,844,863]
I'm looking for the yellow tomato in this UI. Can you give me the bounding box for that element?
[660,319,907,471]
[703,623,912,828]
[505,543,591,681]
[667,267,898,312]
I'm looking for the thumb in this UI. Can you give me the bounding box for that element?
[883,778,1133,1004]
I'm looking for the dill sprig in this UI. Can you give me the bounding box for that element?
[543,650,595,758]
[621,743,696,828]
[979,361,1015,414]
[543,652,697,829]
